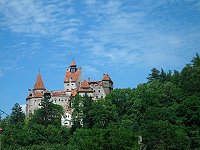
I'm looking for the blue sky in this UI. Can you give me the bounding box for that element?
[0,0,200,116]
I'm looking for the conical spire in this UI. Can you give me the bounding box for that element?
[70,59,76,67]
[34,71,45,90]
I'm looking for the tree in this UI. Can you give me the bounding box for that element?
[67,128,138,150]
[191,53,200,67]
[82,95,93,128]
[147,68,160,82]
[105,88,133,117]
[159,68,167,82]
[29,94,63,127]
[179,53,200,95]
[10,103,25,125]
[141,121,190,150]
[177,95,200,149]
[71,95,84,131]
[89,99,117,128]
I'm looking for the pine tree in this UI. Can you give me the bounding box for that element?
[30,93,63,127]
[10,103,25,125]
[147,68,160,82]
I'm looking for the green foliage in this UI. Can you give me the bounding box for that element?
[67,128,138,150]
[106,88,133,116]
[29,94,63,127]
[82,95,93,128]
[1,53,200,150]
[142,121,190,150]
[10,103,25,125]
[177,95,200,149]
[70,95,84,132]
[147,68,160,82]
[2,123,70,149]
[180,60,200,95]
[89,99,117,128]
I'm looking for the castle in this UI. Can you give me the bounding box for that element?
[26,59,113,127]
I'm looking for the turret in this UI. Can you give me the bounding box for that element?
[70,59,77,73]
[102,74,113,94]
[34,71,46,91]
[64,59,82,91]
[26,71,46,116]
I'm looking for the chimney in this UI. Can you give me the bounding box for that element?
[88,78,90,82]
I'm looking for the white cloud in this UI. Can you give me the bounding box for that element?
[0,0,78,38]
[80,0,200,69]
[0,0,199,72]
[82,65,101,80]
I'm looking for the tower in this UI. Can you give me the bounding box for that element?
[102,74,113,94]
[33,71,46,92]
[64,59,82,91]
[26,72,46,116]
[70,59,77,73]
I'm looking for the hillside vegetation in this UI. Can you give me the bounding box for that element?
[0,54,200,150]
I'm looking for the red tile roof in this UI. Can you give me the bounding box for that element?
[80,79,90,88]
[64,70,81,82]
[70,59,76,67]
[33,91,43,98]
[34,72,45,90]
[51,91,66,97]
[102,74,112,82]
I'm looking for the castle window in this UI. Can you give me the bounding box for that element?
[96,96,98,99]
[99,90,100,93]
[101,96,103,99]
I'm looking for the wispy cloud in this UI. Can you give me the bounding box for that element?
[0,0,200,75]
[0,0,79,38]
[80,0,200,69]
[82,65,101,80]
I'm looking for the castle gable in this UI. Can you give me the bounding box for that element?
[64,70,81,82]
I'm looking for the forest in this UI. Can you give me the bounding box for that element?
[0,54,200,150]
